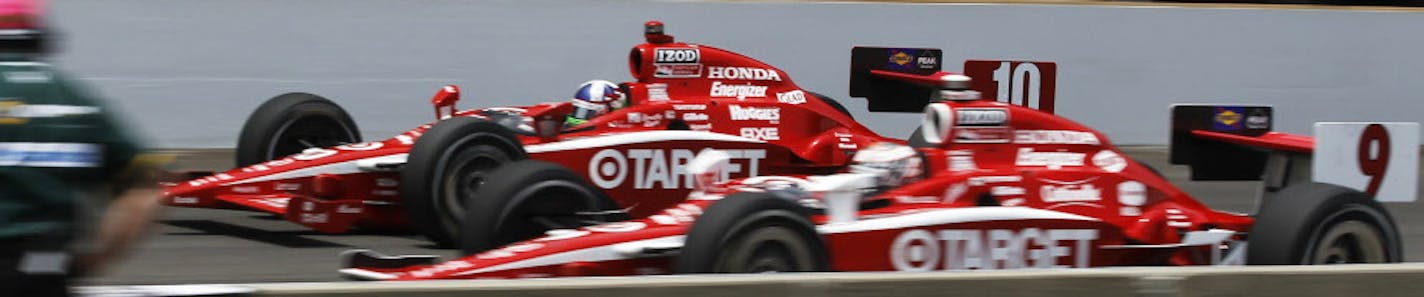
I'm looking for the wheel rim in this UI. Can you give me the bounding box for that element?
[438,144,511,228]
[493,180,607,246]
[267,116,354,159]
[1310,220,1387,264]
[714,226,816,273]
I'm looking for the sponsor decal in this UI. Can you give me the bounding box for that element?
[376,178,398,187]
[655,64,702,78]
[707,66,782,81]
[372,190,399,196]
[587,148,765,189]
[1092,150,1128,173]
[682,113,709,122]
[1118,181,1146,216]
[585,222,647,233]
[653,48,702,78]
[838,143,859,150]
[915,51,939,70]
[300,213,329,224]
[886,49,916,70]
[336,142,383,151]
[186,173,235,187]
[647,83,670,101]
[890,228,1098,271]
[0,142,102,168]
[968,175,1022,186]
[1212,107,1245,131]
[476,243,545,260]
[739,127,779,141]
[409,260,476,278]
[896,196,942,204]
[1015,148,1085,169]
[654,48,700,63]
[395,135,415,145]
[673,104,707,111]
[650,204,704,225]
[776,90,807,105]
[955,108,1009,126]
[991,186,1025,196]
[292,148,338,161]
[337,204,362,214]
[275,183,301,191]
[688,123,712,131]
[948,150,978,171]
[954,126,1012,143]
[537,229,592,242]
[1038,178,1102,203]
[728,105,780,121]
[1245,109,1269,129]
[710,82,768,99]
[232,186,260,194]
[172,197,199,204]
[1014,130,1100,145]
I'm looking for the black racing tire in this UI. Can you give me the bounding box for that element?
[235,93,361,167]
[809,92,853,120]
[457,160,627,255]
[1246,182,1402,265]
[401,117,527,248]
[676,192,828,273]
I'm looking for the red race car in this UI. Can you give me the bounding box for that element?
[161,22,905,247]
[339,47,1416,280]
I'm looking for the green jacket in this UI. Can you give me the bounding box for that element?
[0,58,145,238]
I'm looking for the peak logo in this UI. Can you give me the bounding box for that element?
[729,105,780,121]
[707,66,782,81]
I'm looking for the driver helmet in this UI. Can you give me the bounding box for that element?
[849,142,923,188]
[565,79,625,126]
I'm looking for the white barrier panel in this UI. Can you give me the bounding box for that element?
[78,263,1424,297]
[43,1,1424,148]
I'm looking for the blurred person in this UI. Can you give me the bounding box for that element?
[564,79,626,126]
[0,1,166,296]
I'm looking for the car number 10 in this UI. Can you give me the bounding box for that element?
[964,60,1058,114]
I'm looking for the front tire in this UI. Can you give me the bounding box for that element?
[1246,182,1401,264]
[401,117,526,248]
[235,93,360,167]
[676,192,828,273]
[457,160,626,255]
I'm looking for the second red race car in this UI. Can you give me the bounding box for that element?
[161,22,897,248]
[338,47,1416,280]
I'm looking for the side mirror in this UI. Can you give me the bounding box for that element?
[431,85,460,120]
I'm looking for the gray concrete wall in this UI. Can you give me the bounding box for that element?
[43,0,1424,148]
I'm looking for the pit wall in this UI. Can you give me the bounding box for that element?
[46,0,1424,148]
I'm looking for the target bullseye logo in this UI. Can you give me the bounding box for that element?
[890,229,939,271]
[589,149,628,188]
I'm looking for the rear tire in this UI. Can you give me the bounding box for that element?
[1246,182,1401,264]
[401,117,526,248]
[457,160,626,255]
[676,192,828,273]
[235,93,360,167]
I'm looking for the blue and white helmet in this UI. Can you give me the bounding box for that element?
[568,80,625,124]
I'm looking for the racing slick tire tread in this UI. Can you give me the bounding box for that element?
[1246,182,1402,265]
[457,159,627,255]
[402,117,528,248]
[676,192,829,273]
[235,93,361,167]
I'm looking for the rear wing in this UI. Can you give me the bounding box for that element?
[849,47,943,112]
[1170,104,1418,202]
[1169,105,1284,181]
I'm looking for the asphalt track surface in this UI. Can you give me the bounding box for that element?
[82,147,1424,285]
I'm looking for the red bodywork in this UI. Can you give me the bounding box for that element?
[161,30,891,233]
[341,87,1324,280]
